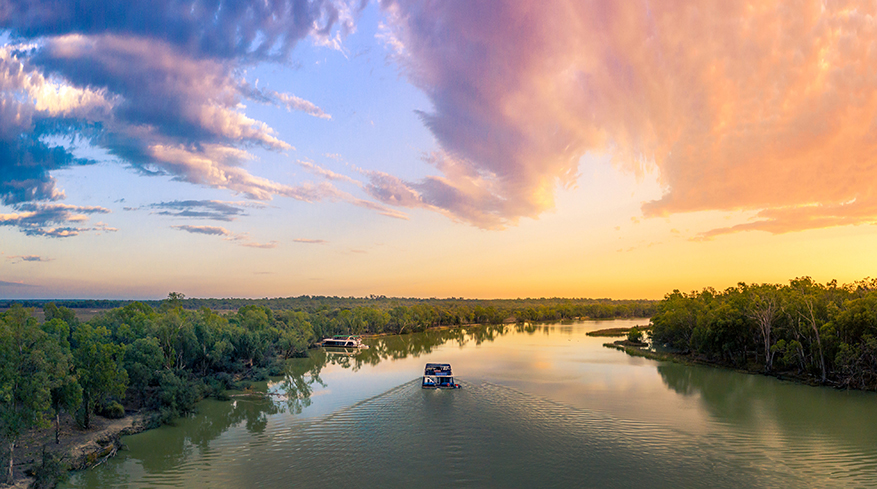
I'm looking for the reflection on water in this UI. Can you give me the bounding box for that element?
[65,320,877,488]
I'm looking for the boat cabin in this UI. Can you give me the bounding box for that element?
[422,363,460,389]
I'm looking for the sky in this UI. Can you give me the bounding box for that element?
[1,0,877,300]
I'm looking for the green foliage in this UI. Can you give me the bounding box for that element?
[151,371,205,424]
[650,277,877,388]
[627,327,643,343]
[123,337,163,406]
[100,401,126,419]
[72,324,127,429]
[0,306,71,484]
[32,448,68,489]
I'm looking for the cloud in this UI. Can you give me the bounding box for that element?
[695,197,877,239]
[296,160,361,186]
[242,84,332,120]
[171,224,279,249]
[0,45,112,205]
[0,280,38,287]
[7,255,50,263]
[241,241,279,249]
[171,225,232,237]
[293,239,328,244]
[377,1,877,233]
[2,0,353,62]
[0,0,405,227]
[138,200,265,221]
[0,202,111,237]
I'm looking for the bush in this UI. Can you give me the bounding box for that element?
[32,449,68,489]
[212,372,238,390]
[627,327,644,343]
[100,401,126,419]
[205,378,230,401]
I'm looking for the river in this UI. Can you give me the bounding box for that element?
[64,319,877,488]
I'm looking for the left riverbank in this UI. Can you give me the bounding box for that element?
[4,413,147,488]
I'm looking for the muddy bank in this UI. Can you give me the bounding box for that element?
[4,413,147,488]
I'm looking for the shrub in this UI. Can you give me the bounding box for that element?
[32,449,68,489]
[100,401,126,419]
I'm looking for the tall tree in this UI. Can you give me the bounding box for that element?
[72,324,128,429]
[0,306,68,484]
[747,284,781,372]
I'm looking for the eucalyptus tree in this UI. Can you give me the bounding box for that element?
[0,306,69,485]
[41,315,82,443]
[650,289,705,350]
[782,277,834,381]
[828,290,877,388]
[746,283,782,372]
[72,324,128,429]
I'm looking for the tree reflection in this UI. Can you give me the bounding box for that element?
[271,355,326,415]
[656,362,877,446]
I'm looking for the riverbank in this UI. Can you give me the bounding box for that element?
[3,413,147,488]
[603,342,847,390]
[586,325,651,337]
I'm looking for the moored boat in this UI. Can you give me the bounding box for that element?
[422,363,461,389]
[320,335,369,349]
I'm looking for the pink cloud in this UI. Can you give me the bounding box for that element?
[0,202,111,237]
[380,0,877,233]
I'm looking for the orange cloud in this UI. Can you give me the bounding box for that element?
[382,0,877,233]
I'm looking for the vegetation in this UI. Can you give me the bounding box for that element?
[586,326,650,337]
[0,294,652,483]
[1,296,656,322]
[649,277,877,389]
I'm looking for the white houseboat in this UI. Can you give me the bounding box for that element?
[422,363,461,389]
[320,335,368,349]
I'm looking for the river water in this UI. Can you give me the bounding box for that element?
[64,319,877,488]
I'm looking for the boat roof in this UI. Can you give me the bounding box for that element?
[424,363,453,375]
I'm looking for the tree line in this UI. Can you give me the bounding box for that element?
[1,296,656,320]
[0,295,652,484]
[650,277,877,389]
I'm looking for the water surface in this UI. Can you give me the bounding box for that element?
[65,320,877,488]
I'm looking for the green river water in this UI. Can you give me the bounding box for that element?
[64,319,877,488]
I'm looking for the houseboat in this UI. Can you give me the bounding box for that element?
[422,363,461,389]
[320,335,368,349]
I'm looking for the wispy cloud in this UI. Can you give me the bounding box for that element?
[293,239,328,245]
[296,160,361,186]
[0,280,39,287]
[6,255,51,263]
[241,241,279,249]
[171,225,231,237]
[171,224,278,249]
[134,200,266,221]
[0,203,112,237]
[242,83,332,120]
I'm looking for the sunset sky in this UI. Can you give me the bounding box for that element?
[2,0,877,300]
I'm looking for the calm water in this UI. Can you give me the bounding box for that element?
[65,320,877,488]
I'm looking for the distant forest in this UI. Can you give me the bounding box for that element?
[0,296,657,323]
